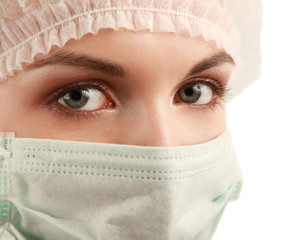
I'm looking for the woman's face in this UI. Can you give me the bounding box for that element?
[0,28,234,146]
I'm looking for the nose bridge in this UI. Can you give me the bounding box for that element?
[130,98,176,147]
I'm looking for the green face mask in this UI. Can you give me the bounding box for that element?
[0,130,242,240]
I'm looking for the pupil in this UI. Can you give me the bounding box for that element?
[70,91,82,101]
[185,87,194,96]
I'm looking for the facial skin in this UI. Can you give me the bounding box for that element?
[0,28,234,146]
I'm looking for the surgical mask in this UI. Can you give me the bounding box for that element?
[0,130,242,240]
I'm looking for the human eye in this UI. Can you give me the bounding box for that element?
[174,78,229,110]
[46,80,115,121]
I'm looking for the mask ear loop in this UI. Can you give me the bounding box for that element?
[0,132,14,225]
[0,148,11,159]
[0,132,14,159]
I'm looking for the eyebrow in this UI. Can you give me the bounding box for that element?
[25,50,126,78]
[25,50,235,78]
[186,52,235,77]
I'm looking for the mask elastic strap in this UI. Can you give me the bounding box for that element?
[0,148,11,159]
[0,132,15,225]
[0,132,15,158]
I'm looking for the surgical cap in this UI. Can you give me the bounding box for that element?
[0,0,262,99]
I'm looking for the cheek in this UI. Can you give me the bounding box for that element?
[0,85,24,131]
[172,106,227,144]
[9,106,120,141]
[0,79,43,133]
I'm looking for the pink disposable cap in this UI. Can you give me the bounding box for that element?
[0,0,263,99]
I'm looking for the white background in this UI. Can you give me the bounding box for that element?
[215,1,294,239]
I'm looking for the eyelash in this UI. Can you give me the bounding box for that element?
[46,78,230,122]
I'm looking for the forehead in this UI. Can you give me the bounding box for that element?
[21,28,233,88]
[57,28,222,64]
